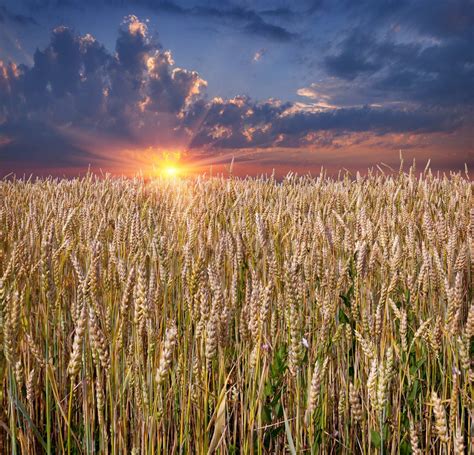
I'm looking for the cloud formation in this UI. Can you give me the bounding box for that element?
[0,12,471,175]
[0,16,208,169]
[22,0,298,42]
[321,0,474,109]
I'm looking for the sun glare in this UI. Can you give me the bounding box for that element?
[161,164,182,178]
[164,165,179,177]
[141,148,189,179]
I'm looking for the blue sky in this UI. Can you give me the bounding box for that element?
[0,0,473,176]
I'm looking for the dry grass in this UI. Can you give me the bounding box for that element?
[0,166,472,453]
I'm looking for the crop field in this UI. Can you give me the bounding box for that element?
[0,167,472,453]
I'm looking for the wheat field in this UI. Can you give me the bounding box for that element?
[0,167,472,454]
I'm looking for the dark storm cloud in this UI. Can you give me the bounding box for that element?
[0,120,95,167]
[373,36,474,106]
[115,19,153,73]
[153,2,297,42]
[138,1,297,41]
[19,0,298,41]
[187,96,460,150]
[395,0,474,38]
[323,4,474,106]
[324,29,383,80]
[329,0,474,36]
[273,107,459,136]
[0,16,207,167]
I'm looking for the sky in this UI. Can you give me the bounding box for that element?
[0,0,473,177]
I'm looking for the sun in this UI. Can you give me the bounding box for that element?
[144,148,188,178]
[164,165,179,177]
[159,162,188,178]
